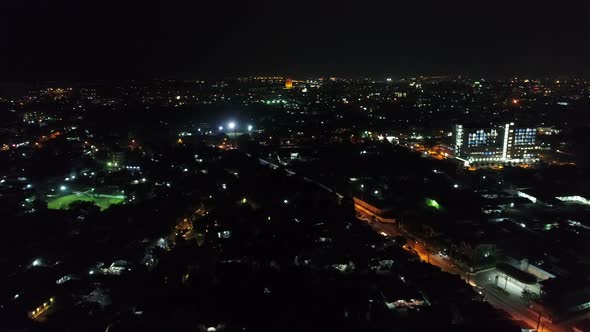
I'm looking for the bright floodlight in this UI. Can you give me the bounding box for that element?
[60,185,67,191]
[247,125,253,131]
[218,126,223,131]
[228,122,236,130]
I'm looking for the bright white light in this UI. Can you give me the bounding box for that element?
[228,122,236,130]
[453,184,459,188]
[374,190,379,195]
[283,199,289,204]
[219,126,223,131]
[247,125,253,131]
[60,185,67,191]
[26,184,33,189]
[32,258,42,267]
[89,270,94,275]
[520,223,526,228]
[556,195,590,206]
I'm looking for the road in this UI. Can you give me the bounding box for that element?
[253,153,567,332]
[360,215,568,332]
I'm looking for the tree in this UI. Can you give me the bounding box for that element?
[69,201,100,216]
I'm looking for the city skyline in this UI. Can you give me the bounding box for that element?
[2,2,590,331]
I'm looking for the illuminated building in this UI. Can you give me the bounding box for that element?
[285,78,293,89]
[453,123,539,166]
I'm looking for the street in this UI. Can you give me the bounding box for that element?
[359,214,568,332]
[256,153,568,332]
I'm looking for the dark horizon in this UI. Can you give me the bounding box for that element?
[1,1,589,80]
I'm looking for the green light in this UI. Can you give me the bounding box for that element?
[426,198,440,209]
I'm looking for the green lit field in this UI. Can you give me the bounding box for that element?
[48,193,125,211]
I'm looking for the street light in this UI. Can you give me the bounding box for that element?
[228,122,237,147]
[60,185,67,191]
[247,125,253,132]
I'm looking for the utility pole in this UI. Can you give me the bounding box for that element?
[360,184,364,201]
[536,311,542,331]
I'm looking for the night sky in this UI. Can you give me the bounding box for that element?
[1,0,589,80]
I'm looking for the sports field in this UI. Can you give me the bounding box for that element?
[48,193,125,211]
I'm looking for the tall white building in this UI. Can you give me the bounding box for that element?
[453,123,538,166]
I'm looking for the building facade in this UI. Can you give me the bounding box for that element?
[453,123,539,166]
